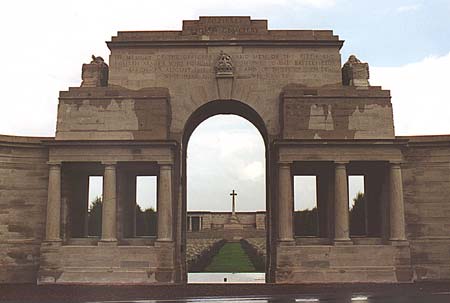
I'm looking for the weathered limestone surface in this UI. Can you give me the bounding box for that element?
[39,243,175,284]
[188,211,266,230]
[1,17,450,285]
[276,244,412,283]
[81,55,109,88]
[281,86,394,139]
[107,17,343,137]
[0,135,49,283]
[333,162,350,242]
[342,55,370,87]
[101,163,117,242]
[400,136,450,281]
[278,163,294,242]
[56,87,170,140]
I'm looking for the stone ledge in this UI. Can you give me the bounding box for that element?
[59,87,170,99]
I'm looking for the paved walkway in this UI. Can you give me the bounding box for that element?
[188,273,265,283]
[1,283,450,302]
[204,242,258,273]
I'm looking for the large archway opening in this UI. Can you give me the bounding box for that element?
[182,100,270,284]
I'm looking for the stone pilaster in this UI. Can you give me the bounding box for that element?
[45,163,62,241]
[101,163,117,243]
[278,162,294,241]
[158,164,173,241]
[334,162,351,244]
[389,163,407,241]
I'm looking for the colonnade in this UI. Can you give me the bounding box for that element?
[44,160,406,244]
[44,162,173,243]
[277,161,407,243]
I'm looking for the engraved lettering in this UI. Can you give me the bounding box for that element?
[111,52,339,81]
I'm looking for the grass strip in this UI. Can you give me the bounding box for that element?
[204,242,257,273]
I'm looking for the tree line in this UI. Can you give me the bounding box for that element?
[87,196,157,236]
[294,192,367,236]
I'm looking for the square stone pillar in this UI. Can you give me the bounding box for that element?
[278,162,294,241]
[256,211,266,230]
[389,163,407,242]
[45,163,62,241]
[158,164,173,241]
[101,162,117,243]
[334,162,351,244]
[130,174,137,237]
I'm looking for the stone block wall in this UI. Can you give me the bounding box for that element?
[56,87,170,141]
[256,212,266,230]
[188,211,266,229]
[281,86,395,139]
[401,136,450,281]
[39,243,175,284]
[0,135,49,283]
[276,244,411,283]
[187,229,266,240]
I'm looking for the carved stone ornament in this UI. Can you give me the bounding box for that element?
[342,54,370,87]
[90,55,105,64]
[215,51,234,76]
[81,54,109,87]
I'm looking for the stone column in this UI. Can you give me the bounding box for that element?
[158,164,173,241]
[389,163,406,241]
[334,162,351,243]
[131,175,137,237]
[101,163,117,242]
[45,163,62,241]
[278,162,294,241]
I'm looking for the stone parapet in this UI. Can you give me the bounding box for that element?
[0,136,49,283]
[38,244,175,284]
[401,136,450,281]
[280,85,394,140]
[56,87,170,141]
[275,244,412,283]
[108,17,342,45]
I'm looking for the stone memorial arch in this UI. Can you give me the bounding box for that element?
[1,17,450,285]
[181,99,273,279]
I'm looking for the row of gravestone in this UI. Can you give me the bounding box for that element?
[245,238,266,257]
[241,238,266,272]
[186,239,225,272]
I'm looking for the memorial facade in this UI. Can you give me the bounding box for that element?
[1,17,450,284]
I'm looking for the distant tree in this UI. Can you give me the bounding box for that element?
[349,192,367,236]
[136,204,157,236]
[294,207,318,236]
[88,196,102,236]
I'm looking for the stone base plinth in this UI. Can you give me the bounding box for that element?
[223,223,244,230]
[38,244,175,284]
[275,243,412,283]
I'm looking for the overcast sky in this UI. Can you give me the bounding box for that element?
[2,1,449,212]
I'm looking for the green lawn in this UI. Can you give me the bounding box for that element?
[204,242,258,273]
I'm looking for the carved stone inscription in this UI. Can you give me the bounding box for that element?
[110,51,340,83]
[183,17,264,35]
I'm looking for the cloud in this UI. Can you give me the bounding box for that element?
[240,161,264,181]
[294,0,336,8]
[397,4,421,12]
[0,0,339,137]
[187,115,266,211]
[371,52,450,136]
[181,0,336,9]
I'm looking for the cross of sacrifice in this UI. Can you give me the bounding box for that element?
[230,189,237,215]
